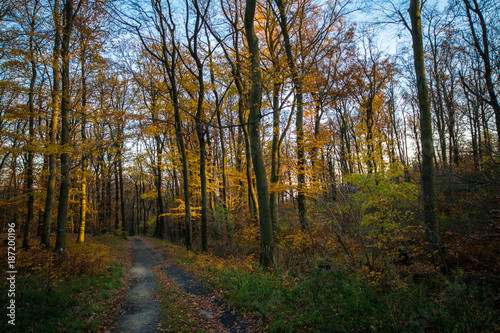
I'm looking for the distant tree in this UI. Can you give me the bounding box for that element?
[352,31,395,174]
[459,0,500,149]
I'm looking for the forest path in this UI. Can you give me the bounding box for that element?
[113,237,163,332]
[112,236,260,332]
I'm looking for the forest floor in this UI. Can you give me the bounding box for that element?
[111,236,263,333]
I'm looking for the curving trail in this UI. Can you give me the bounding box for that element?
[112,236,260,332]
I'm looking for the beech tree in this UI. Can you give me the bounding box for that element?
[245,0,274,267]
[408,0,440,248]
[54,0,85,252]
[41,0,62,247]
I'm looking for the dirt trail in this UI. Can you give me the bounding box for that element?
[113,237,260,332]
[113,237,162,332]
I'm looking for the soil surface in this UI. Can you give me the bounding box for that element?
[112,236,261,332]
[113,237,163,332]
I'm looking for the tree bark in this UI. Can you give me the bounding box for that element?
[55,0,78,252]
[270,82,281,230]
[23,12,37,249]
[409,0,441,248]
[153,132,165,239]
[41,0,61,248]
[275,0,308,230]
[244,0,274,268]
[185,0,208,251]
[77,48,87,244]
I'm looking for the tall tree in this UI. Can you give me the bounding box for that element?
[274,0,308,230]
[41,0,62,247]
[461,0,500,148]
[19,0,41,249]
[134,0,194,249]
[353,32,394,174]
[244,0,274,267]
[55,0,83,252]
[409,0,440,247]
[184,0,210,252]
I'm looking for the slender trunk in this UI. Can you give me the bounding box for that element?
[442,79,458,167]
[172,84,192,249]
[197,128,208,251]
[409,0,440,248]
[154,135,165,239]
[311,101,323,181]
[77,54,87,243]
[187,15,208,251]
[365,102,376,174]
[211,52,231,242]
[142,179,147,235]
[55,0,76,252]
[217,103,231,240]
[78,157,87,242]
[105,162,112,225]
[114,161,119,230]
[430,42,447,170]
[118,149,126,233]
[270,82,281,230]
[275,0,308,229]
[240,116,258,218]
[41,0,61,247]
[245,0,274,267]
[23,19,37,249]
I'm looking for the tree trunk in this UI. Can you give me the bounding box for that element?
[245,0,274,268]
[23,16,37,249]
[275,0,308,230]
[77,52,87,244]
[118,149,126,233]
[270,82,281,230]
[171,79,192,250]
[240,114,259,219]
[41,0,61,247]
[114,161,120,230]
[409,0,441,248]
[186,9,208,252]
[55,0,77,252]
[153,134,165,239]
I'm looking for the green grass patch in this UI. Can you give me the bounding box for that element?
[212,268,499,332]
[0,263,124,332]
[163,243,499,332]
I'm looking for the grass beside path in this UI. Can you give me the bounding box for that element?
[0,233,130,333]
[153,239,499,332]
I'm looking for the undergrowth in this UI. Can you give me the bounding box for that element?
[0,234,127,332]
[161,241,499,332]
[154,167,499,332]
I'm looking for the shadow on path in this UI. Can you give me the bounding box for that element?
[160,265,250,332]
[113,237,255,332]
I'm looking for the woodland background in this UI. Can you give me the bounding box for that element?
[0,0,499,330]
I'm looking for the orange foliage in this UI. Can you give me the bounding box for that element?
[1,234,111,288]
